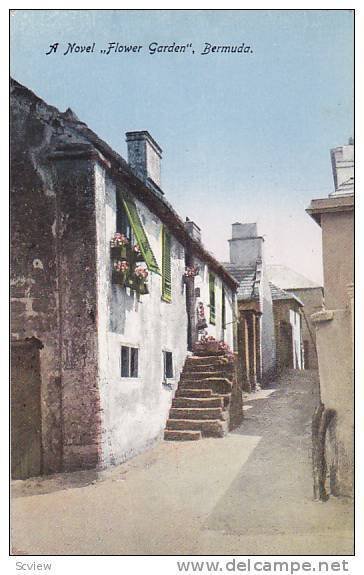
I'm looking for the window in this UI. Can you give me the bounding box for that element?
[209,272,216,324]
[162,225,172,302]
[121,346,139,378]
[116,193,132,240]
[222,285,226,330]
[163,351,173,379]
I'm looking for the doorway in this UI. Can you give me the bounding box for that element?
[11,338,43,479]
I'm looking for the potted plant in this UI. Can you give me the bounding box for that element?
[133,265,149,295]
[112,260,130,286]
[193,335,220,354]
[130,244,144,263]
[183,265,199,283]
[110,232,129,259]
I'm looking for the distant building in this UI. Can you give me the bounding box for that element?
[267,265,323,369]
[10,79,238,479]
[269,283,304,372]
[223,223,276,391]
[307,140,354,499]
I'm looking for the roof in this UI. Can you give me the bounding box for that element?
[267,264,322,289]
[270,283,303,306]
[222,261,261,301]
[10,78,238,291]
[306,194,354,226]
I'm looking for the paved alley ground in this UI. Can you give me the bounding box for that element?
[11,370,353,556]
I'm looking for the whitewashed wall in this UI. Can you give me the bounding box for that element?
[194,258,235,350]
[95,165,188,467]
[289,309,303,370]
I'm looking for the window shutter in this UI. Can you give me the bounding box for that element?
[209,273,216,325]
[162,226,172,302]
[222,285,226,330]
[120,192,161,275]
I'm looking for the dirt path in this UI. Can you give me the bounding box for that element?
[11,370,353,555]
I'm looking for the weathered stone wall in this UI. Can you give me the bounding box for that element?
[11,84,63,474]
[51,156,101,471]
[11,82,102,474]
[312,309,353,498]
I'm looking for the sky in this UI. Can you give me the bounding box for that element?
[10,9,354,284]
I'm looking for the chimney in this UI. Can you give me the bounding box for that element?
[229,222,264,267]
[330,140,354,197]
[126,131,163,194]
[184,218,201,243]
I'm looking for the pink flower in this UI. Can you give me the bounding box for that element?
[110,232,129,247]
[134,266,148,279]
[113,260,129,272]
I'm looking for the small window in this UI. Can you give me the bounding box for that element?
[209,272,216,325]
[121,346,139,378]
[116,194,133,241]
[163,351,173,379]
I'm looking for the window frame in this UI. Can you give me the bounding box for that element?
[222,284,226,331]
[209,272,216,325]
[163,350,174,380]
[121,345,139,378]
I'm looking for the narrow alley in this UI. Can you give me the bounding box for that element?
[11,370,353,556]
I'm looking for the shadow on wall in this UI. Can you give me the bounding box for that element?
[109,285,139,334]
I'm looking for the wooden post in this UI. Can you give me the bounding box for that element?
[248,313,257,390]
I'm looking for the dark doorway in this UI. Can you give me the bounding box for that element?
[280,321,293,369]
[11,338,43,479]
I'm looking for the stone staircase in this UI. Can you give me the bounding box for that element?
[164,353,241,441]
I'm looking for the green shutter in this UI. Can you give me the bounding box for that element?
[162,226,172,302]
[209,272,216,325]
[120,192,161,275]
[222,285,226,330]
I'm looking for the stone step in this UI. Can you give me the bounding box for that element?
[184,363,234,373]
[187,356,231,367]
[172,397,223,409]
[182,370,232,380]
[169,407,223,420]
[217,393,232,408]
[166,418,226,438]
[164,430,201,441]
[180,378,233,394]
[175,388,212,398]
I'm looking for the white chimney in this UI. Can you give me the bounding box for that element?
[330,140,354,197]
[125,131,163,194]
[184,218,201,243]
[229,222,264,267]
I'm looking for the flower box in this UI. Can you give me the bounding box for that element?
[135,278,149,295]
[130,245,144,263]
[112,269,129,287]
[110,245,128,260]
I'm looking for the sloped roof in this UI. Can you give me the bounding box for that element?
[267,264,321,289]
[222,261,261,301]
[270,282,303,306]
[10,78,238,290]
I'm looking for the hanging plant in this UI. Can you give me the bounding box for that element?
[133,265,149,294]
[112,259,130,286]
[110,233,129,259]
[184,265,199,280]
[130,244,145,263]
